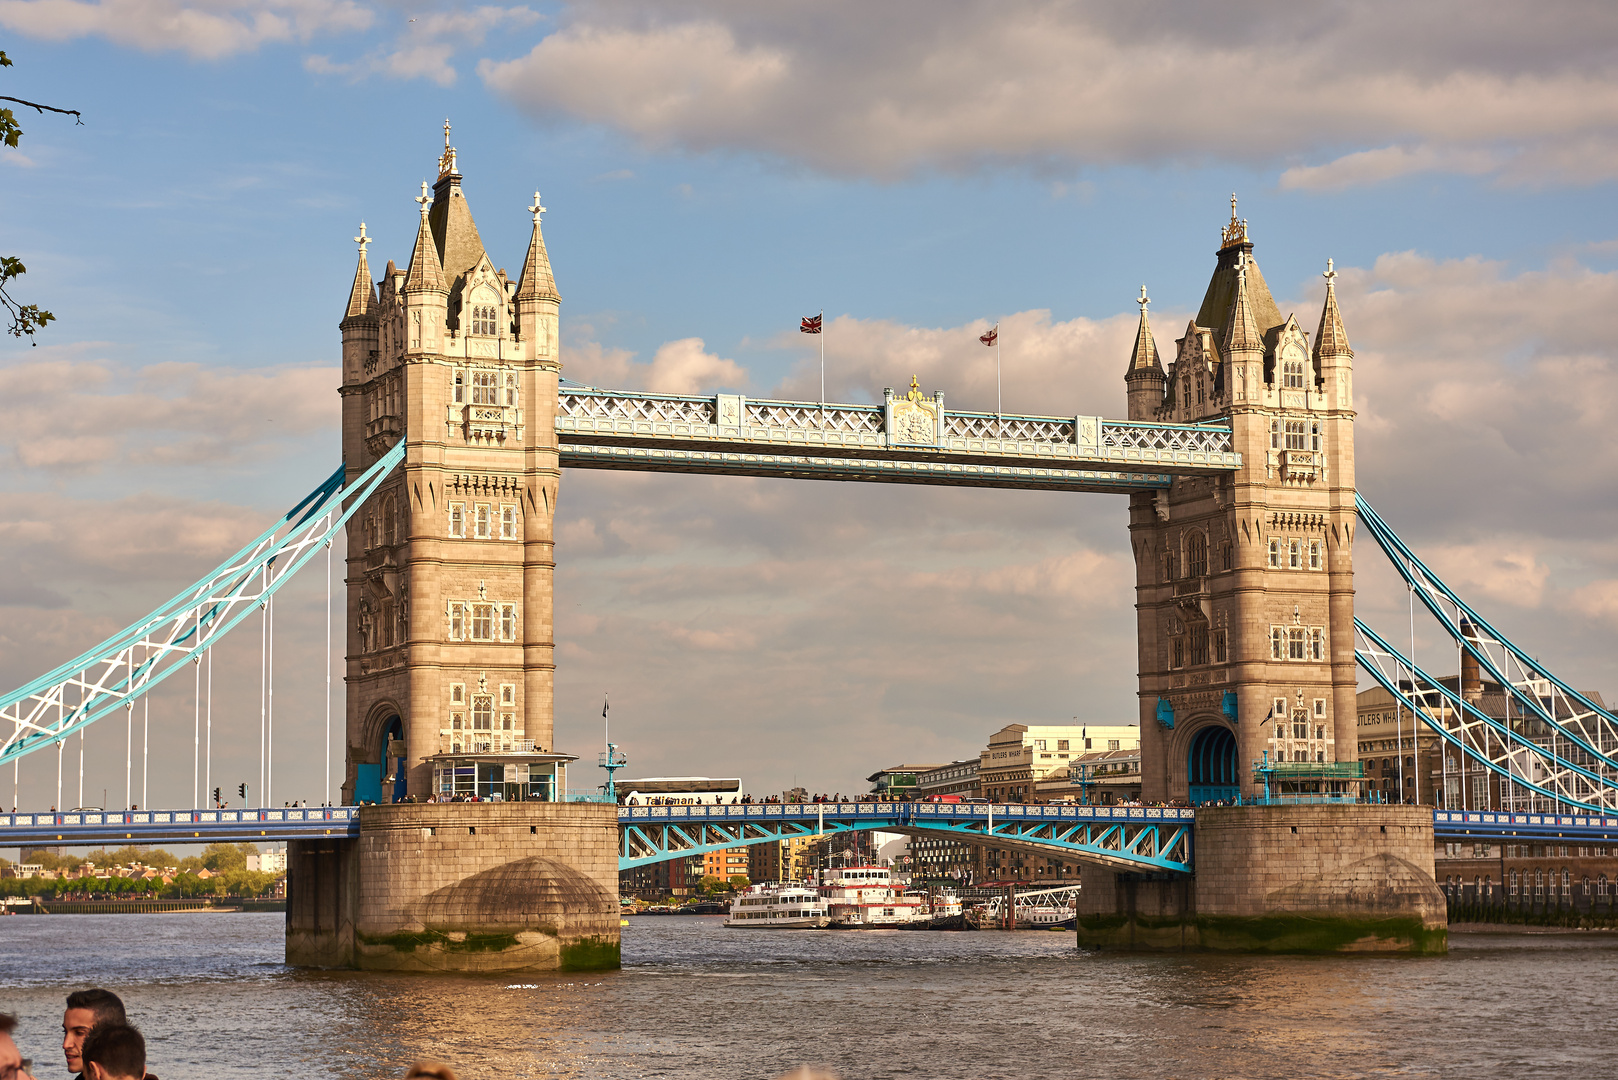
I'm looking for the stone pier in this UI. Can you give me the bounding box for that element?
[287,802,620,972]
[1075,804,1448,954]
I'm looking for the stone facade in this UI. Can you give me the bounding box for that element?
[287,801,619,971]
[1075,804,1447,953]
[338,129,563,801]
[1127,204,1358,802]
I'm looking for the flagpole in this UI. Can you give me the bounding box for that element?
[996,326,1002,419]
[819,308,825,430]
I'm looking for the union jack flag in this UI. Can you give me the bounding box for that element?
[800,314,823,334]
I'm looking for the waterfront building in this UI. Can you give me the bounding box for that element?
[1039,748,1144,805]
[749,835,817,883]
[979,723,1139,802]
[914,759,980,799]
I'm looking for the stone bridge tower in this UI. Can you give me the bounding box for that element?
[336,125,563,803]
[1127,200,1357,803]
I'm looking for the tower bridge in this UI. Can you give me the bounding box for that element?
[8,133,1618,966]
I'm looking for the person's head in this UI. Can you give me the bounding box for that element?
[77,1027,141,1080]
[404,1062,457,1080]
[1,1013,33,1080]
[62,991,124,1075]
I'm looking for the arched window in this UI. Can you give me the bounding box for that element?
[469,304,499,336]
[1283,358,1306,389]
[505,372,517,406]
[1187,532,1208,577]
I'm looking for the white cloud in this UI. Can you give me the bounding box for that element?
[306,4,537,86]
[0,0,372,59]
[0,353,338,475]
[476,0,1618,185]
[566,335,747,394]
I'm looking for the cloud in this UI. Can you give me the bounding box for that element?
[0,353,338,475]
[566,335,747,394]
[477,0,1618,184]
[306,5,538,86]
[0,0,372,59]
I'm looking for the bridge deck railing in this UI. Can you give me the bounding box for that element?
[616,802,1199,823]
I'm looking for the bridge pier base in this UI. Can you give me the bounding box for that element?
[1075,805,1447,954]
[286,802,621,972]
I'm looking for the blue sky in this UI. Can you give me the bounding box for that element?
[4,0,1618,808]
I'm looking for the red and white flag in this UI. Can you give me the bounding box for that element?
[980,326,998,346]
[800,314,823,334]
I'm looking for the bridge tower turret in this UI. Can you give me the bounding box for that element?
[1128,199,1358,804]
[1124,285,1165,421]
[337,126,565,804]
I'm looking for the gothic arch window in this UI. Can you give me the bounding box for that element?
[1186,531,1208,577]
[469,305,499,336]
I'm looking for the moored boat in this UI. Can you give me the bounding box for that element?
[725,883,831,928]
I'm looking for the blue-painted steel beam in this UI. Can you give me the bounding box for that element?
[616,802,1195,874]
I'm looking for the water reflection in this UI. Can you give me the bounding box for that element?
[2,914,1616,1080]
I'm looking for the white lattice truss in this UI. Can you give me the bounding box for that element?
[1356,496,1618,812]
[0,444,406,768]
[556,388,1239,489]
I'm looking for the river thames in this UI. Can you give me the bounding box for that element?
[1,914,1614,1078]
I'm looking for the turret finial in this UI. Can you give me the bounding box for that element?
[1323,257,1337,287]
[1220,193,1249,248]
[437,119,458,179]
[444,118,452,152]
[354,222,372,253]
[415,180,431,216]
[528,191,546,223]
[1136,284,1150,312]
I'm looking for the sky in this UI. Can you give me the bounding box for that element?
[3,0,1618,810]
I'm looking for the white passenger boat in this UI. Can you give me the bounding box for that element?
[817,865,959,928]
[724,883,831,928]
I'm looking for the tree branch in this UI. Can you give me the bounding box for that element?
[0,95,82,123]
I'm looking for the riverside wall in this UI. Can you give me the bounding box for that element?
[1075,804,1448,954]
[286,801,620,972]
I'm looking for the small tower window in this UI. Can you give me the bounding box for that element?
[505,373,518,407]
[1311,422,1322,452]
[1270,418,1281,449]
[500,604,517,641]
[453,371,465,404]
[471,305,499,336]
[1283,359,1306,389]
[474,504,491,539]
[1187,531,1208,577]
[1308,540,1323,570]
[449,502,465,538]
[500,504,517,540]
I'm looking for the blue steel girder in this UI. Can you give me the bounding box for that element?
[556,388,1239,494]
[616,802,1194,874]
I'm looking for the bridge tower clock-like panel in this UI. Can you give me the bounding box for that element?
[337,128,563,803]
[1126,204,1357,803]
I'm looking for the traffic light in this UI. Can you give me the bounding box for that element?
[238,782,248,801]
[212,787,221,805]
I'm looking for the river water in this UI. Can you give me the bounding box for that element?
[1,914,1614,1079]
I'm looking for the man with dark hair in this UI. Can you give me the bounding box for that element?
[78,1027,143,1080]
[1,1014,40,1080]
[61,991,124,1078]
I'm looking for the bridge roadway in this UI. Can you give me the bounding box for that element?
[1,804,1613,874]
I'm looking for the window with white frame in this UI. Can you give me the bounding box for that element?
[1313,698,1326,718]
[449,502,465,538]
[500,504,517,540]
[505,373,518,407]
[453,371,465,404]
[1268,538,1281,568]
[474,504,491,539]
[1288,627,1306,660]
[449,603,465,641]
[500,604,517,641]
[1270,419,1281,450]
[471,370,499,405]
[1288,538,1302,569]
[1273,697,1288,718]
[1271,627,1284,660]
[472,696,493,730]
[1283,361,1306,390]
[1308,539,1322,570]
[1284,419,1307,448]
[472,603,495,640]
[470,305,499,336]
[451,683,465,705]
[1310,627,1324,660]
[500,683,516,707]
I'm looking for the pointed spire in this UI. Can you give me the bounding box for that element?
[345,222,375,318]
[516,190,559,301]
[1313,257,1352,360]
[403,181,446,295]
[1126,284,1163,376]
[1224,251,1262,354]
